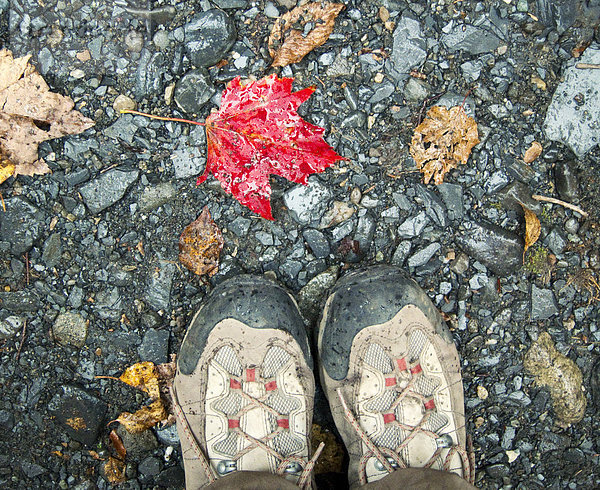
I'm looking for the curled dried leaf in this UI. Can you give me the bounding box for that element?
[522,205,541,254]
[409,105,479,185]
[0,49,94,176]
[523,141,543,163]
[179,206,224,277]
[109,429,127,460]
[114,399,168,434]
[268,2,345,68]
[118,361,160,399]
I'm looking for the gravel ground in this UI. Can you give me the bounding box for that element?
[1,0,600,488]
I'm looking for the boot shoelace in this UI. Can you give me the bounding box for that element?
[336,356,475,486]
[171,382,324,489]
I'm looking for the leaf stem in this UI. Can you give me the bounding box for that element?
[120,109,205,126]
[532,194,588,217]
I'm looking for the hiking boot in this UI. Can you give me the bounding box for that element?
[172,275,322,489]
[317,266,474,488]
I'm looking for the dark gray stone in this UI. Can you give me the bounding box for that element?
[184,10,236,68]
[354,214,375,253]
[213,0,248,8]
[48,385,107,446]
[494,181,542,214]
[42,233,62,268]
[545,227,567,255]
[0,409,14,432]
[485,464,510,478]
[437,183,464,221]
[138,328,169,364]
[80,169,139,214]
[415,185,447,227]
[535,0,577,33]
[155,424,180,445]
[134,49,168,98]
[388,15,427,82]
[20,461,46,478]
[392,241,411,266]
[138,456,161,476]
[407,243,441,268]
[116,425,158,459]
[138,183,177,213]
[303,229,330,259]
[0,197,45,255]
[146,260,176,311]
[174,69,216,114]
[0,315,24,340]
[65,167,92,186]
[283,178,331,225]
[554,160,579,203]
[397,212,429,239]
[531,284,558,320]
[229,216,251,237]
[341,111,367,129]
[172,126,206,179]
[52,312,88,348]
[441,20,503,55]
[0,291,41,312]
[455,220,524,276]
[544,47,600,157]
[94,287,123,321]
[156,466,185,487]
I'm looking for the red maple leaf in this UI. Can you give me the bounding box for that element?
[197,74,346,220]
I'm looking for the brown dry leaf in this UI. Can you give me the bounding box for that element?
[179,206,224,277]
[118,361,160,399]
[0,49,94,176]
[523,141,543,163]
[114,399,168,434]
[268,2,345,68]
[103,456,126,484]
[522,205,541,254]
[409,105,479,185]
[109,429,127,460]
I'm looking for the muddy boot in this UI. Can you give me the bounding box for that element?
[172,276,322,489]
[317,266,475,488]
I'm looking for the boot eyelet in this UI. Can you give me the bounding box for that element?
[216,460,237,475]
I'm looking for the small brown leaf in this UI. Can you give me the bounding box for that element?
[118,361,160,399]
[522,205,541,254]
[409,105,479,185]
[523,141,543,163]
[114,399,168,434]
[109,430,127,460]
[0,49,94,176]
[103,456,126,484]
[179,206,224,277]
[268,2,345,68]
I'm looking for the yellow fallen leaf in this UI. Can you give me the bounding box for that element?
[103,456,126,484]
[0,153,15,185]
[268,2,345,68]
[522,205,541,254]
[114,399,168,434]
[409,105,479,185]
[119,361,160,399]
[523,141,543,163]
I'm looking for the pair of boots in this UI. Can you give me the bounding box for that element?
[171,266,476,489]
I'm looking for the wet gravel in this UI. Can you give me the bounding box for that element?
[1,0,600,488]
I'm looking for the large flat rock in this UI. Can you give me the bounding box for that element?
[544,46,600,157]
